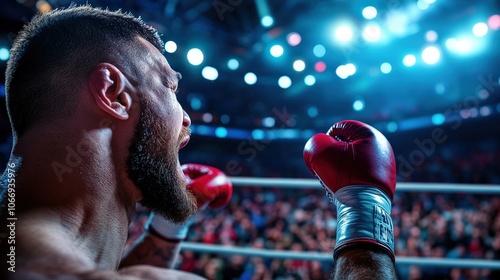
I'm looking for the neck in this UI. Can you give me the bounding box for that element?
[9,125,138,270]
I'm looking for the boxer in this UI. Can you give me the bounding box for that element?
[0,5,231,279]
[304,120,398,279]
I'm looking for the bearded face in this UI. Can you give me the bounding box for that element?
[126,97,196,224]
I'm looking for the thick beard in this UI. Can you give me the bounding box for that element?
[126,99,196,224]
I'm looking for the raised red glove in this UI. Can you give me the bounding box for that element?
[183,163,233,210]
[303,120,396,261]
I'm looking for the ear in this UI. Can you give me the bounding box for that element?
[88,63,133,120]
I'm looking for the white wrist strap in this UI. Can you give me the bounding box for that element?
[146,214,191,241]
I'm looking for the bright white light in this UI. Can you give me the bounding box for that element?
[380,62,392,74]
[362,23,382,42]
[336,65,349,79]
[353,100,365,111]
[244,72,257,85]
[201,66,218,81]
[386,12,408,35]
[187,48,204,66]
[445,38,459,51]
[304,75,316,86]
[335,25,354,43]
[278,76,292,89]
[313,44,326,57]
[270,45,284,57]
[344,63,356,76]
[0,48,9,61]
[403,54,417,67]
[293,60,306,72]
[362,6,377,20]
[425,30,438,42]
[165,41,177,53]
[472,22,488,37]
[261,16,274,27]
[424,0,436,3]
[421,46,441,65]
[417,0,429,10]
[227,58,239,70]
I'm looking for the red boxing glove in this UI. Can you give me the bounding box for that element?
[182,163,233,210]
[303,120,396,261]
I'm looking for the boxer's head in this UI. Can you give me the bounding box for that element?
[5,5,196,223]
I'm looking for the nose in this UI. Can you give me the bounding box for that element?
[183,109,191,127]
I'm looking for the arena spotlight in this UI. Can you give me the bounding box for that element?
[278,76,292,89]
[362,6,377,20]
[201,66,218,81]
[472,22,488,37]
[421,46,441,65]
[227,58,239,70]
[187,48,204,66]
[403,54,417,67]
[287,32,302,46]
[164,41,177,53]
[313,44,326,57]
[304,75,316,86]
[362,22,382,42]
[293,60,306,72]
[334,25,354,44]
[0,48,9,61]
[353,99,365,111]
[261,16,274,27]
[244,72,257,85]
[270,45,284,57]
[380,62,392,74]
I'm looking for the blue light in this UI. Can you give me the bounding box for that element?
[313,44,326,57]
[307,106,318,117]
[201,66,219,81]
[261,16,274,27]
[190,97,202,110]
[304,75,316,86]
[362,6,377,20]
[380,62,392,74]
[220,114,230,124]
[278,76,292,89]
[421,46,441,65]
[0,48,9,61]
[215,127,228,138]
[431,113,445,125]
[387,122,398,132]
[244,72,257,85]
[270,45,284,57]
[353,99,365,111]
[252,129,265,140]
[227,59,239,70]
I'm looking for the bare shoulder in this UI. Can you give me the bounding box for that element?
[7,266,206,280]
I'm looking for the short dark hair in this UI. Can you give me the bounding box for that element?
[5,5,164,140]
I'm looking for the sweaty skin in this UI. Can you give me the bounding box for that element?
[0,36,204,280]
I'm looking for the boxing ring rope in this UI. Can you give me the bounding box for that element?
[180,177,500,269]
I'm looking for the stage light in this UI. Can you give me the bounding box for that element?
[336,65,349,79]
[362,6,377,20]
[187,48,204,66]
[189,97,202,110]
[380,62,392,74]
[278,76,292,89]
[293,60,306,72]
[362,23,382,42]
[313,44,326,57]
[252,129,265,140]
[202,113,213,123]
[488,15,500,30]
[220,114,230,124]
[472,22,488,37]
[478,89,489,100]
[315,61,327,73]
[335,25,354,43]
[287,32,302,46]
[215,127,228,138]
[480,106,491,117]
[445,37,474,54]
[416,0,429,10]
[431,113,445,125]
[425,30,438,43]
[261,16,274,27]
[227,58,239,70]
[353,99,365,111]
[262,117,276,127]
[0,48,9,61]
[386,12,408,35]
[244,72,257,85]
[201,66,218,81]
[403,54,417,67]
[165,41,177,53]
[424,0,436,3]
[307,106,318,118]
[270,45,284,57]
[435,83,445,95]
[387,122,398,132]
[421,46,440,65]
[304,75,316,86]
[344,63,356,76]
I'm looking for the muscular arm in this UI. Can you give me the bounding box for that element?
[332,248,397,280]
[119,232,181,269]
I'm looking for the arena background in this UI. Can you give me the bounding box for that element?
[1,0,500,279]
